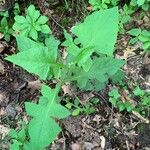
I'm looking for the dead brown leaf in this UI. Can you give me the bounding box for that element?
[27,80,42,93]
[0,43,5,53]
[93,115,102,125]
[84,142,94,149]
[62,48,68,62]
[0,107,6,116]
[62,83,76,97]
[83,93,94,102]
[86,6,93,11]
[0,61,4,74]
[0,91,9,106]
[117,46,136,60]
[0,33,4,40]
[0,124,10,139]
[100,136,106,149]
[71,143,82,150]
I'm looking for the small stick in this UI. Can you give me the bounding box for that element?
[132,111,149,123]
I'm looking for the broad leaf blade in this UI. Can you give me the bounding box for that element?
[16,36,42,52]
[71,7,119,56]
[5,47,55,80]
[45,35,60,60]
[71,57,124,90]
[28,118,61,150]
[25,85,70,150]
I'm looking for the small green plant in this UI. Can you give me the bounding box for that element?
[89,0,119,10]
[119,4,134,33]
[5,6,124,149]
[133,86,150,116]
[109,88,134,112]
[9,123,27,150]
[9,85,70,150]
[0,16,13,41]
[0,10,9,17]
[128,28,150,51]
[66,97,99,116]
[109,86,150,116]
[13,5,51,40]
[13,2,20,15]
[130,0,150,10]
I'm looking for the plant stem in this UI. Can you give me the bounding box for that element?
[64,0,69,9]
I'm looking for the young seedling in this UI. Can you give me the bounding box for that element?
[109,88,134,112]
[13,5,51,40]
[128,28,150,51]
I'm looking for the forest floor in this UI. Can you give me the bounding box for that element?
[0,0,150,149]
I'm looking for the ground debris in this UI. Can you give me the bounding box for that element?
[0,124,10,139]
[0,61,4,75]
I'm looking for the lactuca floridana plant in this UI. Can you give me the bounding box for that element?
[6,6,124,150]
[9,84,70,150]
[13,5,51,40]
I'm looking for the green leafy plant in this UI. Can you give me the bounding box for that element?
[128,28,150,51]
[9,85,70,150]
[0,11,9,17]
[9,123,27,150]
[13,5,51,40]
[7,7,124,89]
[89,0,119,10]
[24,85,70,150]
[0,17,13,41]
[133,87,150,116]
[5,6,124,149]
[130,0,150,10]
[66,97,99,116]
[119,4,134,33]
[109,88,134,112]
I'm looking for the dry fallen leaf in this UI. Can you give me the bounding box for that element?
[86,6,93,11]
[123,46,136,60]
[0,61,4,74]
[71,143,82,150]
[62,48,68,63]
[27,80,42,93]
[0,124,10,139]
[0,107,6,116]
[84,142,94,150]
[62,83,76,96]
[132,111,149,123]
[93,115,102,125]
[0,33,4,40]
[100,136,106,149]
[0,43,5,53]
[0,91,9,106]
[83,93,94,102]
[6,104,16,118]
